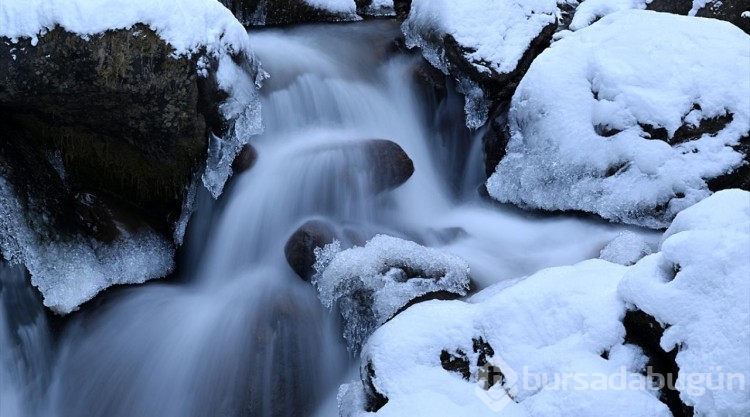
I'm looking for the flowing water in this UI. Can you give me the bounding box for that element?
[0,21,656,417]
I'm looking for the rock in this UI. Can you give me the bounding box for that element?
[231,144,258,174]
[284,219,337,281]
[313,235,471,354]
[0,25,207,236]
[219,0,360,26]
[394,0,412,19]
[624,310,694,417]
[403,0,558,128]
[487,10,750,229]
[362,139,415,192]
[648,0,750,34]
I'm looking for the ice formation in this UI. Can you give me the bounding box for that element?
[488,10,750,228]
[313,235,471,353]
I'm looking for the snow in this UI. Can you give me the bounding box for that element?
[487,10,750,229]
[598,231,653,266]
[402,0,558,128]
[339,259,669,417]
[312,235,471,354]
[619,189,750,415]
[362,0,395,17]
[569,0,647,30]
[0,0,252,56]
[304,0,358,15]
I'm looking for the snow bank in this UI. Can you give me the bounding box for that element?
[339,259,669,416]
[402,0,558,128]
[569,0,648,30]
[488,10,750,229]
[313,235,470,354]
[619,189,750,415]
[304,0,358,15]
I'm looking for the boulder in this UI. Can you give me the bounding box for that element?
[403,0,558,128]
[0,25,207,236]
[284,219,337,281]
[487,11,750,228]
[219,0,360,26]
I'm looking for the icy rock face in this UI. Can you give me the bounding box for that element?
[0,0,264,313]
[402,0,558,128]
[312,235,470,354]
[619,189,750,416]
[219,0,361,26]
[488,10,750,229]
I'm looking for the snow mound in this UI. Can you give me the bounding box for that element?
[402,0,558,128]
[313,235,470,354]
[304,0,358,15]
[340,259,669,416]
[619,189,750,415]
[599,231,653,266]
[0,178,174,314]
[488,10,750,229]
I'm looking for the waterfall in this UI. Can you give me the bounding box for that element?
[0,20,655,417]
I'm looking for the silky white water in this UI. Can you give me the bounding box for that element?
[0,20,657,417]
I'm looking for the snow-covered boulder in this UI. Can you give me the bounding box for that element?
[0,0,263,313]
[488,10,750,229]
[312,235,470,354]
[571,0,750,33]
[402,0,559,128]
[339,258,670,416]
[619,189,750,416]
[338,190,749,417]
[219,0,362,26]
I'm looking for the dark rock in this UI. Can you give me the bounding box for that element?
[440,349,471,380]
[284,219,336,281]
[219,0,359,26]
[0,25,208,239]
[708,134,750,191]
[624,309,695,417]
[363,361,389,412]
[363,139,415,192]
[231,144,258,174]
[394,0,412,19]
[442,20,556,105]
[481,102,512,178]
[648,0,750,34]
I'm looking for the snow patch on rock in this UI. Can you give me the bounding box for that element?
[488,10,750,228]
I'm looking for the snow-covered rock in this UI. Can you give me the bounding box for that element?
[339,258,669,416]
[619,189,750,415]
[339,190,749,417]
[571,0,750,33]
[313,235,470,354]
[402,0,558,128]
[0,0,264,313]
[219,0,361,26]
[488,9,750,229]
